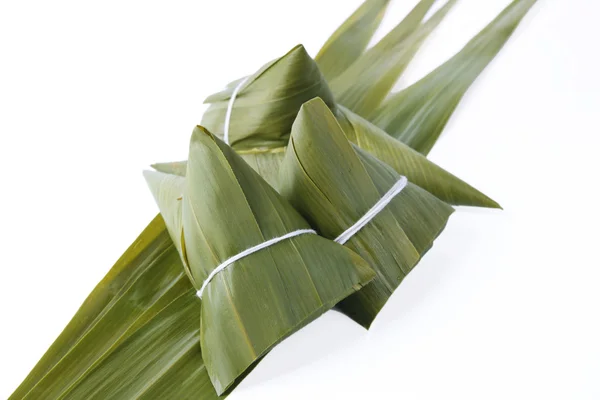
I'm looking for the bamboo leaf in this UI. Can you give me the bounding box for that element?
[143,170,196,285]
[57,290,211,399]
[10,217,223,400]
[153,102,499,209]
[201,45,335,150]
[201,43,500,208]
[236,148,287,189]
[335,105,500,208]
[150,160,187,177]
[371,0,537,155]
[315,0,391,81]
[279,98,454,327]
[152,126,374,394]
[11,1,536,397]
[330,0,457,117]
[152,151,286,190]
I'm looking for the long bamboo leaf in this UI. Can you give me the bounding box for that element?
[335,105,500,208]
[10,217,223,400]
[315,0,391,81]
[330,0,457,117]
[371,0,537,154]
[11,2,534,396]
[58,290,208,399]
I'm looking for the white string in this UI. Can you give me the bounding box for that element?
[335,176,408,245]
[223,76,250,145]
[196,228,316,298]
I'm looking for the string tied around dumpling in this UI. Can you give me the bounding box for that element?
[196,228,316,298]
[335,176,408,245]
[223,76,250,145]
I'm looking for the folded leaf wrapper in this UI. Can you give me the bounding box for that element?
[145,126,375,394]
[333,105,499,208]
[181,44,498,208]
[278,98,454,327]
[201,45,336,150]
[11,1,537,398]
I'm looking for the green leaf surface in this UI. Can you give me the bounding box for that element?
[200,41,498,208]
[153,102,499,209]
[330,0,457,117]
[12,1,536,396]
[10,216,223,400]
[143,169,195,284]
[60,290,206,400]
[201,45,335,150]
[371,0,537,154]
[335,105,500,208]
[315,0,391,81]
[148,126,374,394]
[279,98,454,327]
[150,160,187,177]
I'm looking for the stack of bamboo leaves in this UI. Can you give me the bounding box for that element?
[10,0,536,399]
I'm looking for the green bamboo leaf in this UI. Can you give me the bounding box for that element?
[10,217,223,400]
[154,103,499,209]
[59,290,210,399]
[201,45,335,150]
[279,98,454,327]
[371,0,537,155]
[315,0,391,81]
[153,126,374,394]
[180,44,500,208]
[143,170,196,285]
[10,216,171,398]
[150,160,187,177]
[236,148,287,189]
[335,105,500,208]
[330,0,457,117]
[11,2,535,397]
[152,151,286,190]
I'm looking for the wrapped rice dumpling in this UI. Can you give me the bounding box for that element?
[10,1,537,398]
[278,98,454,328]
[162,44,499,208]
[202,45,335,150]
[144,126,375,394]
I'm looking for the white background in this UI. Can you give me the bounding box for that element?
[1,0,599,398]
